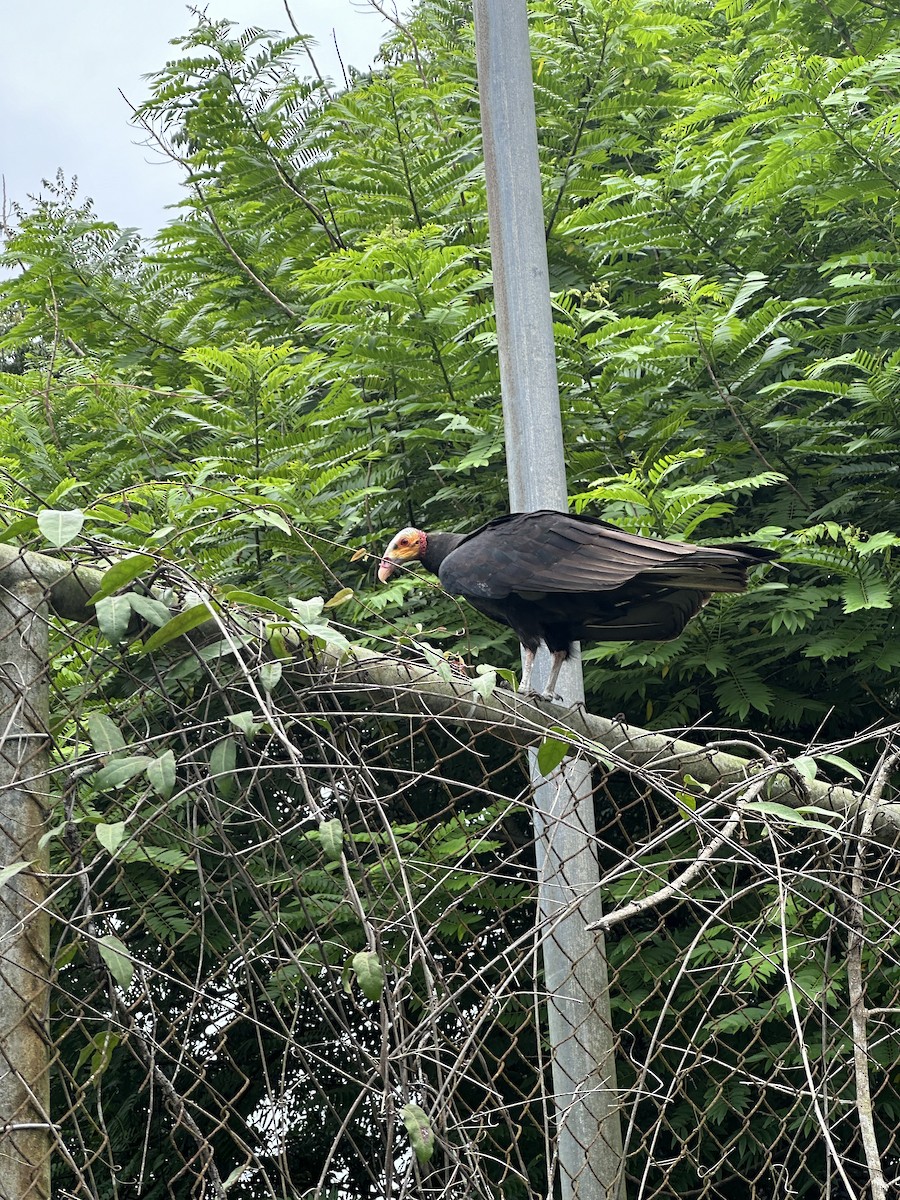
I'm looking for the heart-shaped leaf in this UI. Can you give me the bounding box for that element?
[37,508,84,547]
[96,822,126,854]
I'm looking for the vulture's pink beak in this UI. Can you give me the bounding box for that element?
[377,528,425,582]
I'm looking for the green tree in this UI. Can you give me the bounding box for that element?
[3,2,900,1195]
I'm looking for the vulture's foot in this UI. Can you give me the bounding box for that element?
[516,685,563,703]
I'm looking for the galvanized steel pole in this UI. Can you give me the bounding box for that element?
[472,1,624,1196]
[0,578,51,1200]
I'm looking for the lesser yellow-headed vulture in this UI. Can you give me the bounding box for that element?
[378,509,775,698]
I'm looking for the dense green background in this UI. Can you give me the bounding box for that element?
[4,0,900,737]
[3,4,900,1194]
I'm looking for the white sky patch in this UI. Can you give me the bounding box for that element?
[1,1,397,236]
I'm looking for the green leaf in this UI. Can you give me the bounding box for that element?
[253,508,292,535]
[86,712,126,754]
[351,950,384,1002]
[841,573,892,613]
[95,595,133,643]
[715,670,773,720]
[0,517,38,543]
[471,665,496,702]
[222,1164,249,1192]
[319,818,344,862]
[147,750,176,800]
[682,774,711,793]
[324,587,354,608]
[585,739,615,769]
[268,626,299,659]
[128,593,172,627]
[290,596,325,624]
[0,861,31,888]
[300,621,351,655]
[745,800,800,821]
[259,660,282,692]
[87,554,155,604]
[341,958,355,995]
[220,589,295,619]
[39,822,67,850]
[96,822,126,854]
[75,1030,120,1079]
[210,737,237,798]
[228,711,261,737]
[120,843,196,873]
[789,755,818,782]
[55,942,78,970]
[88,502,131,527]
[401,1102,435,1165]
[141,604,212,653]
[37,508,84,547]
[97,934,133,990]
[45,477,84,506]
[857,530,900,556]
[93,756,153,789]
[817,753,865,783]
[797,805,842,821]
[422,643,453,682]
[537,734,569,776]
[745,800,841,837]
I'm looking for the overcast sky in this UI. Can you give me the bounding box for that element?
[1,1,399,238]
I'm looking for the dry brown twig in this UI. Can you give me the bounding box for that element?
[845,746,899,1200]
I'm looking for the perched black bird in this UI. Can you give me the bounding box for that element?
[378,509,775,698]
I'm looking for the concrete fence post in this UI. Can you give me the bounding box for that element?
[0,576,51,1200]
[472,0,625,1193]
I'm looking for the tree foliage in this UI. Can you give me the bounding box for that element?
[3,0,900,1194]
[5,0,900,735]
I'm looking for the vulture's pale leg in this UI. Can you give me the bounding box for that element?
[518,647,536,695]
[543,650,567,700]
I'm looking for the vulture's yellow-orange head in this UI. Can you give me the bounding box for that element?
[377,528,427,581]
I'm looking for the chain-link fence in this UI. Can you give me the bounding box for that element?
[1,545,899,1199]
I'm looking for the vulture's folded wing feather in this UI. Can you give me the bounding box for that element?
[438,510,770,600]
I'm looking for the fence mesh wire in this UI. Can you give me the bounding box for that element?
[1,551,899,1199]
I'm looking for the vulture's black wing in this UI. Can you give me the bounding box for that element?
[438,510,770,600]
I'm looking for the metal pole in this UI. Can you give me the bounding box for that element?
[471,1,623,1196]
[0,578,51,1200]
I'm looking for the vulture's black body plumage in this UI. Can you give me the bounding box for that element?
[379,509,775,696]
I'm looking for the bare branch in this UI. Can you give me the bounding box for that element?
[282,0,334,97]
[772,832,861,1200]
[587,774,768,932]
[846,746,899,1200]
[364,0,428,86]
[2,540,898,839]
[41,280,65,454]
